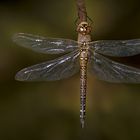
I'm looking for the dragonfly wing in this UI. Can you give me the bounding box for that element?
[15,50,80,81]
[13,33,78,54]
[89,39,140,57]
[89,52,140,83]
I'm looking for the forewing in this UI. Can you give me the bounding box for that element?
[89,39,140,57]
[89,52,140,83]
[15,50,80,81]
[13,33,78,54]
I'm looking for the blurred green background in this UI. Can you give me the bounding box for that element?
[0,0,140,140]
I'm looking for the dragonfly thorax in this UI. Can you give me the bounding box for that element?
[80,43,89,64]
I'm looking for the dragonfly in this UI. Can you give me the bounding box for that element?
[13,21,140,128]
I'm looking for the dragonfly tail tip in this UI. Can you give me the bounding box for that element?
[80,119,85,128]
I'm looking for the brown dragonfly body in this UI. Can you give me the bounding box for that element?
[77,22,91,127]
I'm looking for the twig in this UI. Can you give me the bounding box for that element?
[76,0,87,23]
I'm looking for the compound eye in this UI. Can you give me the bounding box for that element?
[80,27,84,32]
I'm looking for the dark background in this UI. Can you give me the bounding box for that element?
[0,0,140,140]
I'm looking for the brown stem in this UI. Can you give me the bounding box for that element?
[76,0,87,23]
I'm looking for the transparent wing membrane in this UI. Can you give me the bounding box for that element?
[15,50,80,81]
[89,39,140,57]
[89,52,140,83]
[14,32,140,83]
[13,33,78,54]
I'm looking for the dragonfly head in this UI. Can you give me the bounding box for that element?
[77,21,91,35]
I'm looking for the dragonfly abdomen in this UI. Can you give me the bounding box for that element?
[79,48,88,128]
